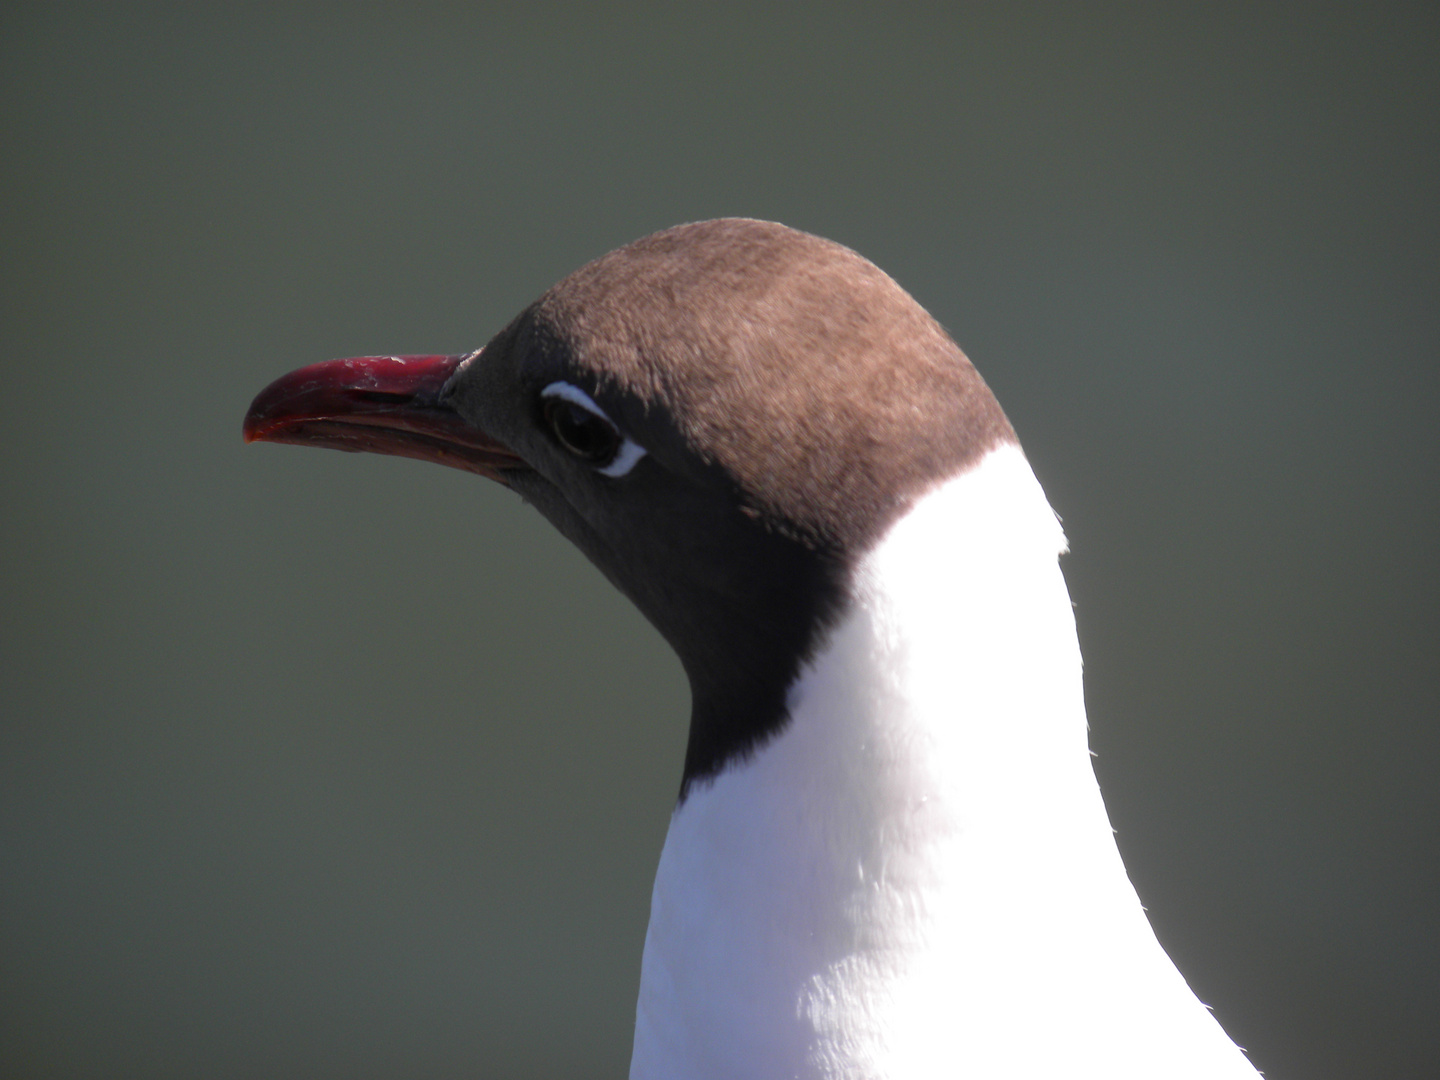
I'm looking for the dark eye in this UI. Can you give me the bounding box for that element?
[543,396,622,464]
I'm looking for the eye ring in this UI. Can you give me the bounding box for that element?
[538,381,648,478]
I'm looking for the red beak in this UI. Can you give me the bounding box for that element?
[243,353,524,483]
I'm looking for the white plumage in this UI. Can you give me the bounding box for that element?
[634,445,1258,1078]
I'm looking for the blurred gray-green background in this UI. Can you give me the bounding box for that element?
[3,5,1436,1078]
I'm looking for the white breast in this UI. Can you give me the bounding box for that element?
[630,444,1259,1079]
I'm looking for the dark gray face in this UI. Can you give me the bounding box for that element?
[246,218,1016,799]
[444,300,852,798]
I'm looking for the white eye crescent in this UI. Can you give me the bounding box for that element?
[539,381,648,478]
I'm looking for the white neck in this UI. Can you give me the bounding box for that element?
[630,444,1258,1079]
